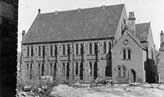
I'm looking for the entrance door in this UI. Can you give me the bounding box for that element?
[94,62,98,80]
[128,69,136,83]
[80,62,83,80]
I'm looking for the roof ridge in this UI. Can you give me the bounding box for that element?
[22,3,125,44]
[39,4,125,15]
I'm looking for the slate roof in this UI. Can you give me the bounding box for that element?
[126,31,146,50]
[22,4,125,44]
[136,23,150,42]
[22,4,150,44]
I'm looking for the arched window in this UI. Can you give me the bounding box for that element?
[89,62,92,75]
[55,45,57,57]
[50,63,53,75]
[63,45,65,55]
[89,43,92,54]
[66,62,70,80]
[104,42,106,53]
[80,43,84,55]
[128,49,131,59]
[123,49,126,59]
[76,44,79,55]
[30,63,32,79]
[50,45,53,56]
[42,46,45,57]
[38,46,41,56]
[31,46,33,57]
[27,63,29,71]
[41,63,44,76]
[76,62,78,75]
[27,46,29,57]
[67,44,70,55]
[123,48,131,60]
[94,42,98,54]
[38,63,40,79]
[109,42,111,51]
[62,63,65,75]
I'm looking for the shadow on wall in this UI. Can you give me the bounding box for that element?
[144,59,159,83]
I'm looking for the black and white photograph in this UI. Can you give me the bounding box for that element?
[5,0,164,96]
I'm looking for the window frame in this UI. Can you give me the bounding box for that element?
[103,42,106,54]
[122,48,131,60]
[76,43,79,55]
[89,43,92,55]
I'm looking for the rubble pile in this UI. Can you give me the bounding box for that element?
[16,83,164,97]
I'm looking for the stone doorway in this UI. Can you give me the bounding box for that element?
[128,69,136,83]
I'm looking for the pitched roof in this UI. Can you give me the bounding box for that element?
[135,23,150,41]
[126,31,146,50]
[22,4,125,44]
[112,30,146,51]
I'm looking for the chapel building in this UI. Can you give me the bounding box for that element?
[21,4,156,84]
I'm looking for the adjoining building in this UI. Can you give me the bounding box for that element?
[0,0,18,96]
[158,31,164,83]
[21,4,157,84]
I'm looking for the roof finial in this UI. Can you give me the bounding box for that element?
[38,9,41,14]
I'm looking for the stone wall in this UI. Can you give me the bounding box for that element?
[21,39,113,84]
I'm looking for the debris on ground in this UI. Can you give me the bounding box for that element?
[16,83,164,97]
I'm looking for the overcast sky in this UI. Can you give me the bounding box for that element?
[18,0,164,52]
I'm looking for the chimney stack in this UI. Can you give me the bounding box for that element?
[160,30,164,46]
[128,12,136,36]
